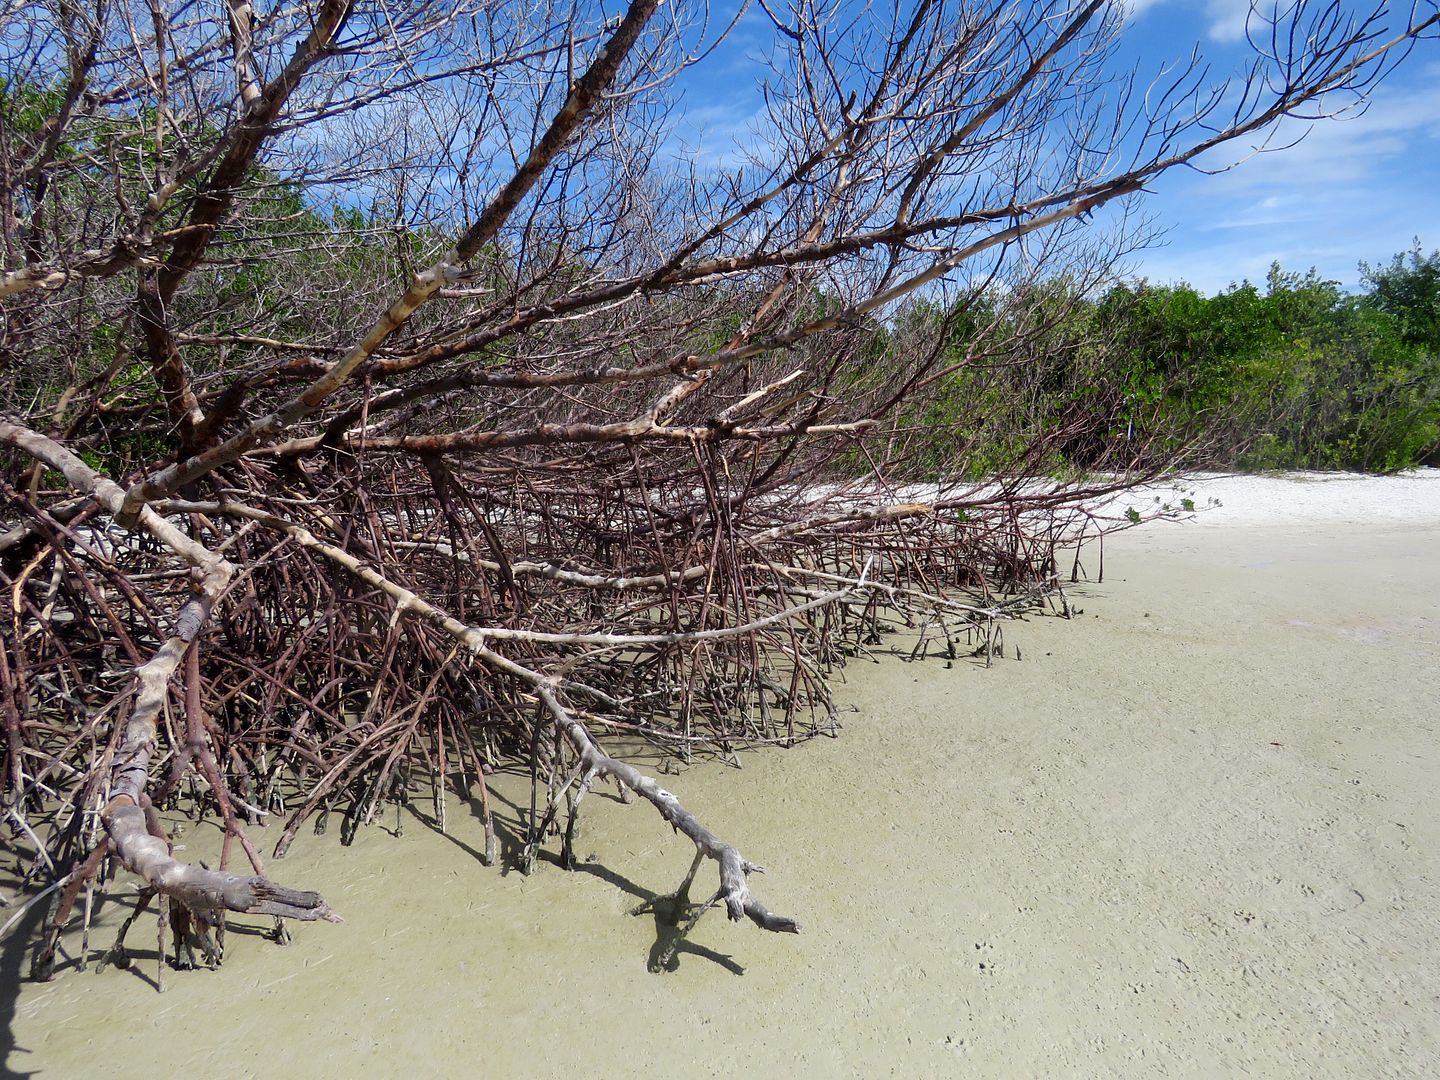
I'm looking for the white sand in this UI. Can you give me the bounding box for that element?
[4,473,1438,1078]
[1123,467,1440,527]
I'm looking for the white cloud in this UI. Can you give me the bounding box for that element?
[1204,0,1255,44]
[665,96,771,172]
[1194,79,1440,192]
[1200,193,1306,232]
[1124,65,1440,291]
[1115,0,1170,20]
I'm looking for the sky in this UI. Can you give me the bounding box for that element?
[665,1,1440,294]
[1115,1,1440,292]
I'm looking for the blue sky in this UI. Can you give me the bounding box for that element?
[665,1,1440,294]
[1118,1,1440,292]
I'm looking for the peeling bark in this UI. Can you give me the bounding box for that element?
[0,421,338,943]
[102,801,337,923]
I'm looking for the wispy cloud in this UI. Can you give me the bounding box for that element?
[1194,76,1440,190]
[1115,0,1170,21]
[664,96,770,172]
[1128,0,1300,45]
[1114,0,1249,41]
[1200,193,1305,232]
[1204,0,1255,43]
[1119,58,1440,292]
[663,2,1440,293]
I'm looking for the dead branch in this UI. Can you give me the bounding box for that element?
[1,0,1433,981]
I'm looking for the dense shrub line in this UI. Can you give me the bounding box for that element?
[886,244,1440,474]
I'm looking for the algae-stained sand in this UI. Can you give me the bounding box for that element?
[5,474,1440,1078]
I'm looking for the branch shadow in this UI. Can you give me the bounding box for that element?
[567,860,745,977]
[0,893,42,1079]
[396,772,746,975]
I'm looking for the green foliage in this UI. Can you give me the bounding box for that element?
[0,78,67,136]
[1360,241,1440,354]
[880,249,1440,475]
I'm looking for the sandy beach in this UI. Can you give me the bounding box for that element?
[4,472,1438,1078]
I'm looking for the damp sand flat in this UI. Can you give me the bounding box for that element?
[5,474,1439,1078]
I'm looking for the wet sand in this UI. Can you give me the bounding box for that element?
[4,477,1439,1078]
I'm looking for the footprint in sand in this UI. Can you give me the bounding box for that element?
[974,941,996,975]
[1316,885,1365,914]
[1374,821,1412,851]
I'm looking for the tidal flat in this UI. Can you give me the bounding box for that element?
[5,474,1438,1078]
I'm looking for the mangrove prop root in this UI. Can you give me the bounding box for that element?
[2,0,1433,983]
[105,800,338,923]
[3,379,1150,970]
[30,844,109,981]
